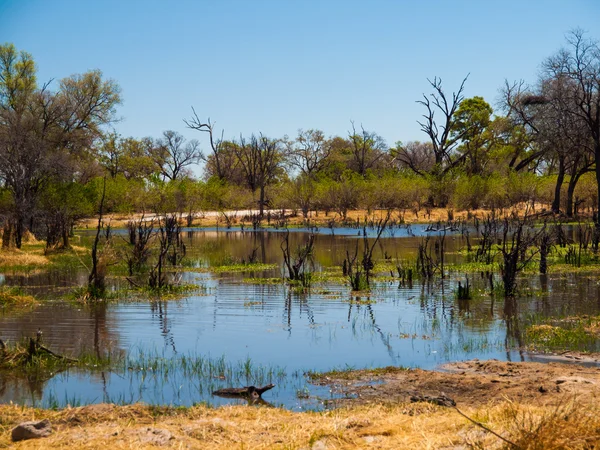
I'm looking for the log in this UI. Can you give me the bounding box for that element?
[37,344,78,363]
[212,384,275,399]
[410,394,456,407]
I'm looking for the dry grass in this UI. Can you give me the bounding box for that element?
[76,204,548,231]
[0,400,598,449]
[0,250,49,268]
[0,287,36,308]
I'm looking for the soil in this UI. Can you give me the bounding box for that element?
[3,360,600,449]
[311,358,600,408]
[76,205,541,230]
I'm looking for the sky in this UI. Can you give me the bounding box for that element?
[1,0,599,155]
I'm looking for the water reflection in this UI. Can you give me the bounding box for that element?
[0,228,599,408]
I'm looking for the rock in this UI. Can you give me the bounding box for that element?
[12,419,52,442]
[311,439,328,450]
[139,428,173,446]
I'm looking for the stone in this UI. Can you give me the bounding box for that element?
[139,428,173,446]
[11,419,52,442]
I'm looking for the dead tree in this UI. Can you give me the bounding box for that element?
[417,236,436,280]
[474,215,498,264]
[125,215,155,275]
[148,214,181,290]
[499,215,545,297]
[281,231,315,286]
[344,212,391,290]
[88,177,107,298]
[537,223,554,275]
[411,75,470,177]
[184,109,227,180]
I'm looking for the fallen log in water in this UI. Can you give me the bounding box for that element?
[212,384,275,399]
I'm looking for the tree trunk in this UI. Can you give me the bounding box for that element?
[14,216,23,249]
[259,185,265,218]
[566,175,579,218]
[62,224,70,249]
[2,222,12,249]
[595,145,600,229]
[552,156,565,214]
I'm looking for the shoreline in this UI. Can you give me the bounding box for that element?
[74,205,581,230]
[2,358,599,448]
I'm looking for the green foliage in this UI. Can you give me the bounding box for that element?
[452,175,488,210]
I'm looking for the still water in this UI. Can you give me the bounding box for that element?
[1,226,599,409]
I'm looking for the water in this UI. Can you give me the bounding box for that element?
[1,227,599,409]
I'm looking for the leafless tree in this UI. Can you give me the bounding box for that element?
[285,129,332,177]
[184,108,227,180]
[391,141,436,175]
[347,121,387,176]
[152,130,202,181]
[415,75,470,175]
[233,134,283,217]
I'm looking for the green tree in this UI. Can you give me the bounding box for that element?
[0,44,121,247]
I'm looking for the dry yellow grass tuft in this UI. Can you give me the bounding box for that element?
[0,400,597,449]
[0,287,36,308]
[0,249,49,268]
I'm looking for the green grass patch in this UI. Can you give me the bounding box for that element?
[524,315,600,353]
[201,263,278,274]
[307,365,409,382]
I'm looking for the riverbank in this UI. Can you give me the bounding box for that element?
[2,359,598,449]
[76,204,563,230]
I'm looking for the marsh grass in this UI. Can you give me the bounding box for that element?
[0,245,49,272]
[70,280,202,303]
[242,277,284,285]
[0,339,119,385]
[307,365,410,382]
[524,314,600,352]
[198,262,278,274]
[122,351,286,387]
[0,286,37,308]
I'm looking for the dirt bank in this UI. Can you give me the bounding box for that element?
[1,360,600,449]
[75,206,512,230]
[311,359,600,408]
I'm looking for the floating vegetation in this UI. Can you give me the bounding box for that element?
[0,337,119,384]
[307,365,409,382]
[70,282,203,303]
[243,300,263,307]
[525,315,600,353]
[242,277,283,285]
[199,263,278,274]
[0,286,37,308]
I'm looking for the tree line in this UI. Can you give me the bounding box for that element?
[0,29,599,249]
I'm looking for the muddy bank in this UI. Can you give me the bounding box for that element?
[310,359,600,408]
[1,360,599,449]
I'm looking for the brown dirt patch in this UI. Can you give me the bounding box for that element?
[311,359,600,408]
[2,360,600,450]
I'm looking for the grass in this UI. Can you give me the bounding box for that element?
[122,352,287,388]
[0,399,596,449]
[307,365,409,382]
[0,339,119,385]
[524,315,600,353]
[0,245,49,272]
[0,286,37,308]
[198,262,278,274]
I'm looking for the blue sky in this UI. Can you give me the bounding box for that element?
[1,0,599,151]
